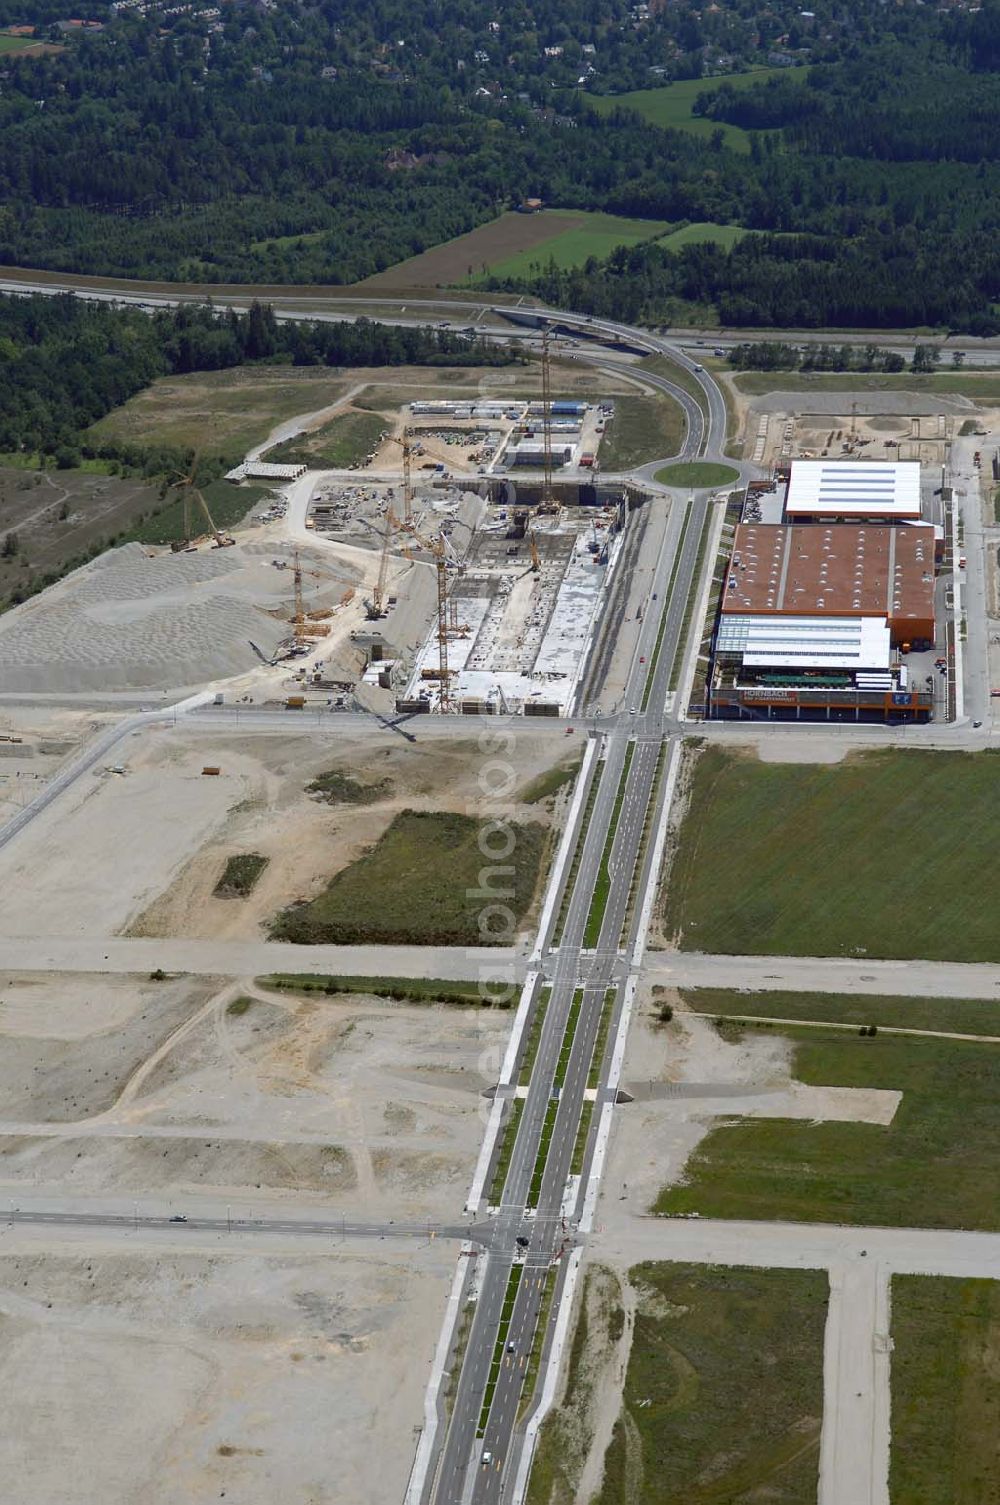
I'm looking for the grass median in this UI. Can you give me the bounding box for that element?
[655,1025,1000,1230]
[583,743,635,948]
[664,746,1000,962]
[261,974,490,1006]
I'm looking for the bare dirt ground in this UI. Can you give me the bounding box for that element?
[599,985,900,1240]
[0,1242,452,1505]
[0,972,506,1218]
[0,724,579,942]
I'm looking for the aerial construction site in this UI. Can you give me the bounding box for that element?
[0,335,635,716]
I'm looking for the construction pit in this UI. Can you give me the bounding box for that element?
[750,404,958,472]
[301,464,630,715]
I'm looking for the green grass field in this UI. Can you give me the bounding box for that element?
[123,479,270,546]
[655,460,738,487]
[655,1025,1000,1230]
[588,68,809,152]
[665,747,1000,962]
[890,1275,1000,1504]
[264,409,387,469]
[682,989,1000,1037]
[595,1263,826,1504]
[518,753,582,805]
[600,392,686,469]
[88,366,354,462]
[0,33,53,52]
[270,809,547,946]
[658,221,749,251]
[213,853,269,898]
[478,210,671,280]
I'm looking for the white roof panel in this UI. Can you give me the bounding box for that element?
[717,613,891,670]
[786,461,921,518]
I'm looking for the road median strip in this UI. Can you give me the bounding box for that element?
[477,1264,525,1436]
[583,743,635,948]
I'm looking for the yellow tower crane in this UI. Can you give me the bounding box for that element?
[402,521,462,712]
[367,500,399,620]
[292,548,330,639]
[537,327,560,518]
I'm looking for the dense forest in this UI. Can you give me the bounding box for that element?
[0,293,516,464]
[1,0,1000,325]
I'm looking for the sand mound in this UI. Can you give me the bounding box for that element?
[0,543,289,692]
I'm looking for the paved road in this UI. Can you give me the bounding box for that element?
[427,423,715,1499]
[2,1203,490,1246]
[647,950,1000,1001]
[0,935,525,982]
[9,937,1000,1008]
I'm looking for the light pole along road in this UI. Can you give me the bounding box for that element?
[425,481,717,1497]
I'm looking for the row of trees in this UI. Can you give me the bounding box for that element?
[0,294,517,462]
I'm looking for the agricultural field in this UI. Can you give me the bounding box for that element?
[271,808,548,946]
[587,67,809,151]
[356,209,671,291]
[654,1024,1000,1230]
[595,1263,827,1505]
[600,392,686,469]
[658,221,748,251]
[664,747,1000,962]
[88,365,356,463]
[475,211,671,281]
[889,1275,1000,1504]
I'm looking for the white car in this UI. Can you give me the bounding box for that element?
[481,1450,493,1466]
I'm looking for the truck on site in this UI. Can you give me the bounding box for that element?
[285,695,306,709]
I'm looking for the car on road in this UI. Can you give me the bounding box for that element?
[629,705,637,714]
[506,1341,516,1353]
[168,1215,187,1223]
[959,556,967,568]
[973,719,983,727]
[481,1451,493,1466]
[639,655,646,664]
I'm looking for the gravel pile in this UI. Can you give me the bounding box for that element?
[0,544,288,691]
